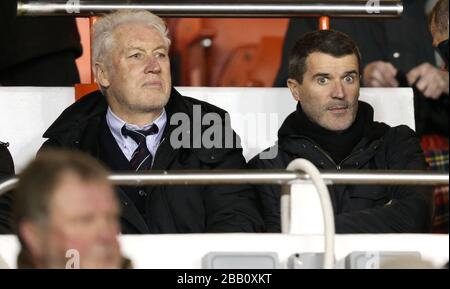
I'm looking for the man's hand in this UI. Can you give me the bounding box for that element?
[407,63,449,99]
[363,61,399,87]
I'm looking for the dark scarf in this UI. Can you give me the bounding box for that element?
[280,102,368,164]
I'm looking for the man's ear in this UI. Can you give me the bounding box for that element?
[19,220,45,263]
[94,62,111,88]
[287,78,302,102]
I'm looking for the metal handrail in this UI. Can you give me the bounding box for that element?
[1,170,448,197]
[17,0,403,17]
[283,159,336,269]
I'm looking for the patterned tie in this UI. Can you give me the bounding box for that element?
[121,124,159,171]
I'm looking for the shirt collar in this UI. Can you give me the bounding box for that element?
[106,107,167,143]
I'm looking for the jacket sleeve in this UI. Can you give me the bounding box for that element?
[248,150,283,233]
[0,139,63,234]
[193,124,265,233]
[38,138,63,154]
[0,145,15,234]
[335,126,435,233]
[200,146,266,233]
[0,191,13,234]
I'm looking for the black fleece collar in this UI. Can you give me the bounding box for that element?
[278,101,389,160]
[292,102,365,163]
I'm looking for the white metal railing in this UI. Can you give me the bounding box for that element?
[17,0,403,17]
[1,170,448,197]
[282,159,335,269]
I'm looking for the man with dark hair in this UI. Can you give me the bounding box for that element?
[13,150,130,269]
[275,0,449,138]
[0,141,14,234]
[430,0,449,69]
[250,30,434,233]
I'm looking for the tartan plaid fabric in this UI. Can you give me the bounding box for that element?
[425,149,450,172]
[423,144,449,233]
[432,186,449,234]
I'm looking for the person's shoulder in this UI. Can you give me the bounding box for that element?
[0,141,11,157]
[183,95,228,117]
[367,116,416,142]
[60,89,106,118]
[171,89,228,117]
[248,144,286,170]
[0,141,14,176]
[43,90,106,138]
[379,124,423,159]
[384,124,418,141]
[367,121,419,149]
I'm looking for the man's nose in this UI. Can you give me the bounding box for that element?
[144,57,161,74]
[332,80,345,99]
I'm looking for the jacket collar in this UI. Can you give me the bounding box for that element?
[45,88,182,137]
[43,87,189,139]
[42,87,211,171]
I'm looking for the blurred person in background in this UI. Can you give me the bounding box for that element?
[429,0,449,69]
[0,0,82,86]
[13,150,130,269]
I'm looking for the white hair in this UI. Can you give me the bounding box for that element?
[92,9,171,71]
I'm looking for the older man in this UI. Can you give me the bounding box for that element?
[250,30,434,233]
[41,10,263,234]
[13,150,128,269]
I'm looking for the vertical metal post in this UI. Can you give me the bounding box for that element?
[280,184,292,234]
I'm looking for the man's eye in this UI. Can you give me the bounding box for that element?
[129,53,143,59]
[155,52,166,59]
[317,77,329,85]
[344,75,355,83]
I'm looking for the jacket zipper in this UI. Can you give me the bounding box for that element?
[299,136,356,170]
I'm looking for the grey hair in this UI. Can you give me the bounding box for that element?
[92,9,171,71]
